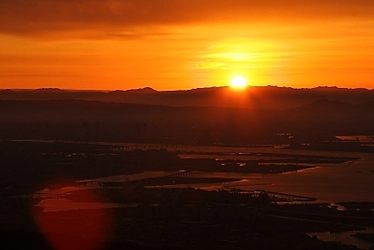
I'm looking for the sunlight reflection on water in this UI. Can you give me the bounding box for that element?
[309,227,374,250]
[35,146,374,206]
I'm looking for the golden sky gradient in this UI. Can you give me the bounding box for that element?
[1,0,374,90]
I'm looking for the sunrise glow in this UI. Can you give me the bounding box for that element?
[230,76,247,89]
[0,1,374,90]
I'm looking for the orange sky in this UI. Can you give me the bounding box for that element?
[1,0,374,90]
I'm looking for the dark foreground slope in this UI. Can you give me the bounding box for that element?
[0,98,374,146]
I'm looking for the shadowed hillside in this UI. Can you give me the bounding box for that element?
[1,86,374,110]
[0,97,373,146]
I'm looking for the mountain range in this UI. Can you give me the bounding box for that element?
[1,86,374,110]
[0,86,373,144]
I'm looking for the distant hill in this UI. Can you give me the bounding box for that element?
[1,86,373,110]
[295,99,374,113]
[1,86,374,143]
[34,88,63,92]
[295,99,354,112]
[0,97,374,143]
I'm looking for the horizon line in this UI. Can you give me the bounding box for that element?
[1,85,373,92]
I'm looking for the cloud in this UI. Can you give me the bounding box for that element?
[1,0,374,38]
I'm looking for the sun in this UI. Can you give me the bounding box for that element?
[230,76,247,89]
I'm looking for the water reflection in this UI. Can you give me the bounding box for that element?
[30,144,374,250]
[310,227,374,250]
[35,147,374,208]
[35,198,133,212]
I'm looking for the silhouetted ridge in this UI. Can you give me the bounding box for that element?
[296,99,374,113]
[140,87,158,93]
[355,100,374,111]
[1,86,374,109]
[34,88,62,92]
[121,87,158,93]
[299,99,353,112]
